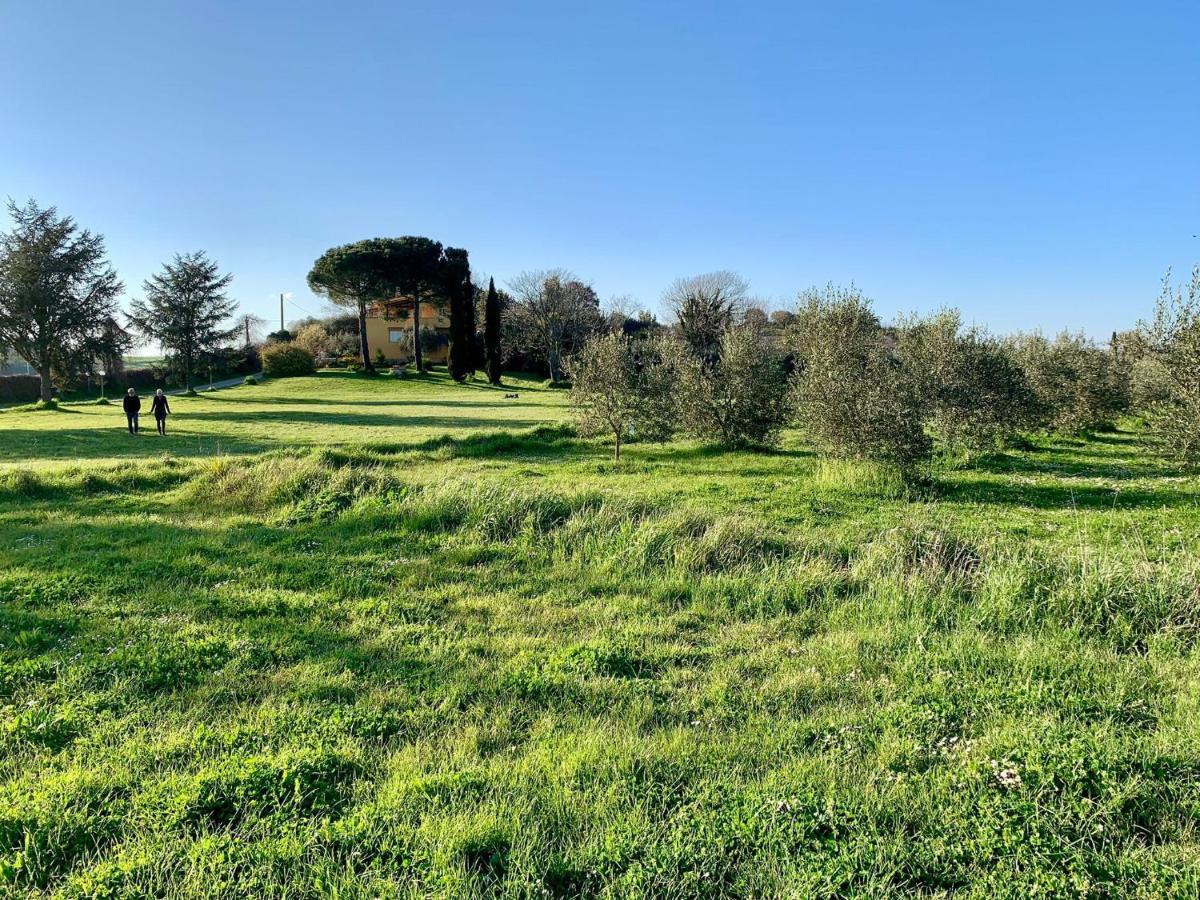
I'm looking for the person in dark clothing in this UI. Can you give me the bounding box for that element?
[123,388,141,434]
[150,389,171,435]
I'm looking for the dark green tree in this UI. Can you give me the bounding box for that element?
[484,277,503,384]
[0,199,123,402]
[444,247,474,382]
[127,252,239,391]
[308,237,444,373]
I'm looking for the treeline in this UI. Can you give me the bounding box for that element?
[567,274,1200,473]
[0,200,252,404]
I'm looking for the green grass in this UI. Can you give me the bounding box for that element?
[2,373,1200,896]
[0,371,565,469]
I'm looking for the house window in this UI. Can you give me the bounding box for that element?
[388,328,406,344]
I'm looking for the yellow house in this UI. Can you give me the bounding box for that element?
[363,296,452,365]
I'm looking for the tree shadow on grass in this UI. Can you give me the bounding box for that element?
[939,478,1188,511]
[177,410,554,430]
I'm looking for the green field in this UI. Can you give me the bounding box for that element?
[2,373,1200,897]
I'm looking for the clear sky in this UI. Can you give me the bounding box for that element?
[2,0,1198,341]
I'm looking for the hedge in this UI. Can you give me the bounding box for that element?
[262,343,316,377]
[0,375,41,404]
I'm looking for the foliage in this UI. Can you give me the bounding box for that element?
[1137,266,1200,465]
[308,237,445,373]
[790,285,932,472]
[1008,332,1129,435]
[261,343,315,378]
[1,373,1198,895]
[292,323,330,358]
[507,269,602,382]
[126,252,239,391]
[484,277,503,385]
[896,310,1037,451]
[266,329,292,343]
[0,199,124,402]
[566,332,677,459]
[663,271,748,366]
[674,325,792,448]
[444,248,475,382]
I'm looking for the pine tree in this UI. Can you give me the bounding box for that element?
[484,277,503,385]
[127,252,238,391]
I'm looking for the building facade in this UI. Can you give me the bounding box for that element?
[363,297,451,365]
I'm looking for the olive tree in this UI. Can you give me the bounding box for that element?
[566,332,677,459]
[675,325,792,448]
[896,309,1037,451]
[1008,331,1129,434]
[790,285,932,472]
[1137,266,1200,465]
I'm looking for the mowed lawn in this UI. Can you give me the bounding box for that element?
[0,371,568,469]
[2,374,1200,896]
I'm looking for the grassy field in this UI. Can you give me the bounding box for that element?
[0,372,566,470]
[2,372,1200,897]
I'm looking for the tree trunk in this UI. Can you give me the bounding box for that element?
[413,292,424,373]
[614,432,621,460]
[358,300,373,373]
[37,354,52,403]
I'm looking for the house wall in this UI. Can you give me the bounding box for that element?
[364,304,451,364]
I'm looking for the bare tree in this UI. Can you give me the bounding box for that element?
[235,313,267,347]
[662,271,748,366]
[507,269,601,381]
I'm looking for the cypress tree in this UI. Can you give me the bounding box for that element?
[485,277,503,385]
[445,247,472,383]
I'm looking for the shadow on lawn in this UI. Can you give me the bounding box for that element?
[177,410,553,430]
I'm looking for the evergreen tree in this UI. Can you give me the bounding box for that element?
[127,252,238,391]
[444,247,473,382]
[0,199,123,402]
[484,277,503,385]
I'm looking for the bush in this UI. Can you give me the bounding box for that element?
[293,323,330,358]
[897,310,1037,451]
[243,375,258,386]
[0,374,41,404]
[566,332,677,459]
[261,343,315,378]
[789,285,932,472]
[1009,332,1129,434]
[675,325,791,448]
[1138,267,1200,466]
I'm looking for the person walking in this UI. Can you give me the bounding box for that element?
[150,389,171,435]
[123,388,142,434]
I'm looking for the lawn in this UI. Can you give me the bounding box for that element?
[2,373,1200,897]
[0,371,567,470]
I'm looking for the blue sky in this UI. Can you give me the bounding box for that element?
[2,0,1197,342]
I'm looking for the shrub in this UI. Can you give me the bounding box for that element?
[897,310,1037,451]
[1008,332,1129,434]
[292,323,330,358]
[790,285,932,471]
[261,343,315,378]
[566,332,677,459]
[243,375,258,386]
[1138,267,1200,465]
[675,325,791,448]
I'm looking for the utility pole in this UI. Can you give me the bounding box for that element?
[280,293,285,333]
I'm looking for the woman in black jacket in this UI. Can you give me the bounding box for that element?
[122,388,141,434]
[150,389,171,435]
